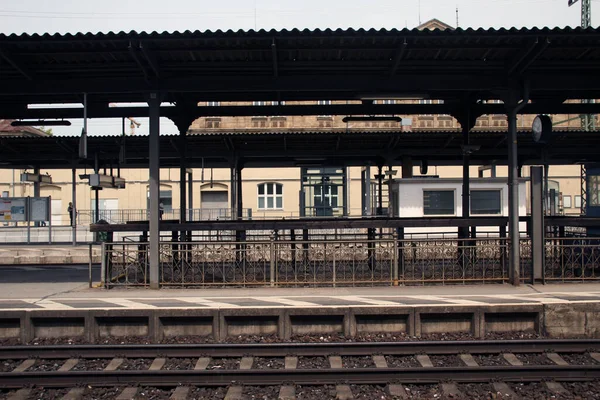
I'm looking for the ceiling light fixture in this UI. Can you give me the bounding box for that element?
[11,120,71,127]
[342,116,402,123]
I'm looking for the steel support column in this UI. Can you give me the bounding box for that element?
[94,154,100,223]
[236,164,243,220]
[33,166,41,227]
[188,171,193,223]
[179,131,187,225]
[362,166,371,216]
[148,93,161,289]
[230,167,236,218]
[507,108,521,285]
[401,157,413,179]
[72,168,77,245]
[530,166,544,283]
[505,84,529,286]
[376,166,384,216]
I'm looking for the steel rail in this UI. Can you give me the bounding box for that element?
[1,340,599,359]
[0,365,599,388]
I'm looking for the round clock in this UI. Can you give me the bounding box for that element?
[532,114,552,143]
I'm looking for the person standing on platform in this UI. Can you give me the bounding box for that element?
[68,202,75,226]
[159,201,164,220]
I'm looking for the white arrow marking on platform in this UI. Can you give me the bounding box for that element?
[34,300,74,310]
[176,297,238,308]
[252,297,319,307]
[107,299,156,309]
[336,296,399,306]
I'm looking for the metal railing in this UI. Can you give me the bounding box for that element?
[544,237,600,282]
[102,236,527,288]
[77,208,252,224]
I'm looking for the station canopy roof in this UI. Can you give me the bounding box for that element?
[0,129,597,170]
[0,26,600,120]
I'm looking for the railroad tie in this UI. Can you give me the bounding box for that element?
[335,385,354,400]
[284,356,298,369]
[459,354,479,367]
[12,359,35,372]
[416,354,433,368]
[104,358,124,371]
[279,385,295,400]
[224,386,244,400]
[170,386,190,400]
[58,358,79,372]
[440,383,463,398]
[387,384,408,399]
[116,387,139,400]
[502,353,523,366]
[545,381,568,395]
[492,382,519,399]
[149,357,167,370]
[6,388,31,400]
[329,355,343,369]
[194,357,211,370]
[546,352,568,366]
[61,387,85,400]
[372,355,388,368]
[590,352,600,363]
[239,356,254,370]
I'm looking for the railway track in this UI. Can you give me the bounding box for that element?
[1,339,599,398]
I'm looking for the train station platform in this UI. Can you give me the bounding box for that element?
[0,244,100,265]
[0,264,599,343]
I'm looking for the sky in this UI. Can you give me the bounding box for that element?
[0,0,593,136]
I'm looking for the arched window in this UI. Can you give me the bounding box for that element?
[258,183,283,210]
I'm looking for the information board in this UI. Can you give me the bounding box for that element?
[30,197,50,222]
[0,198,27,221]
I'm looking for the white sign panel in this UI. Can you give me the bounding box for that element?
[0,198,27,222]
[30,197,50,222]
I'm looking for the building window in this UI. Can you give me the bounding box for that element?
[575,195,582,208]
[302,168,346,217]
[1,191,8,198]
[147,190,172,211]
[590,175,600,206]
[205,118,221,128]
[206,101,220,106]
[252,117,268,128]
[563,195,572,209]
[470,190,501,215]
[315,184,339,209]
[423,190,455,215]
[271,117,287,128]
[258,183,283,210]
[378,99,396,104]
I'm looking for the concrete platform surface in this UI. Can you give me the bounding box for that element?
[1,264,600,310]
[1,265,600,341]
[0,244,100,265]
[1,281,600,311]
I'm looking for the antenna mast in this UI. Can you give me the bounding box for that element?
[456,6,459,28]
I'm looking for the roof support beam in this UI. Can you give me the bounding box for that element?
[140,42,160,78]
[0,48,34,81]
[508,37,550,76]
[271,39,279,78]
[2,73,600,96]
[128,40,149,80]
[389,39,407,77]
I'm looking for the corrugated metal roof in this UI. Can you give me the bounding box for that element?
[0,26,598,120]
[1,26,598,40]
